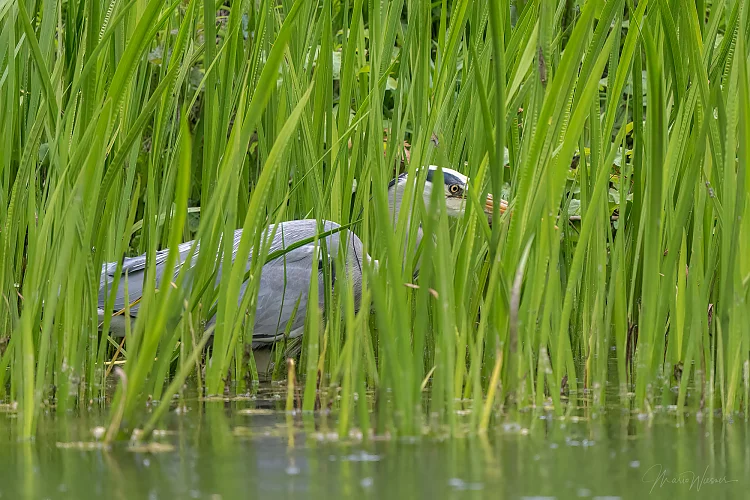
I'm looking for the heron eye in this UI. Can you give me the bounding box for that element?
[449,184,461,195]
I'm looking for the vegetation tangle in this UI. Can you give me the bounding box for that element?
[0,0,749,440]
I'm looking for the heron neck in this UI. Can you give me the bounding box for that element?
[412,226,424,277]
[388,185,424,278]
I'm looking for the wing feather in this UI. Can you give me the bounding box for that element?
[99,220,366,346]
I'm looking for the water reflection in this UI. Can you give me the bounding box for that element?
[0,391,746,499]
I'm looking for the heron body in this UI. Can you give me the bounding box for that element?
[98,166,505,374]
[98,220,365,343]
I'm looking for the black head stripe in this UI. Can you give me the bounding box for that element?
[426,168,462,187]
[389,169,464,189]
[388,172,408,189]
[425,168,436,183]
[443,172,463,186]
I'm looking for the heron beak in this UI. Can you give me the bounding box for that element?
[483,193,508,217]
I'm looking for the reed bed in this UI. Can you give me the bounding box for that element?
[0,0,748,439]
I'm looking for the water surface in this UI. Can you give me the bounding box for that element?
[0,387,746,499]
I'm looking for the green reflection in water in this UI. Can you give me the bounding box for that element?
[0,389,747,499]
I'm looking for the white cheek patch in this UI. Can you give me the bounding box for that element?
[444,196,467,216]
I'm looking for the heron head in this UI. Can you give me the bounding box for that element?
[422,165,507,221]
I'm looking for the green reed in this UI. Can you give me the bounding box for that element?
[0,0,749,439]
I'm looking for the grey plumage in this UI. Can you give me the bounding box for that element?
[98,166,501,369]
[98,220,365,348]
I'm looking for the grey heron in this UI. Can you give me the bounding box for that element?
[98,166,507,374]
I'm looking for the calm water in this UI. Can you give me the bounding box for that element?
[0,387,746,499]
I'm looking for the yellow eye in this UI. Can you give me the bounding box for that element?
[449,184,461,195]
